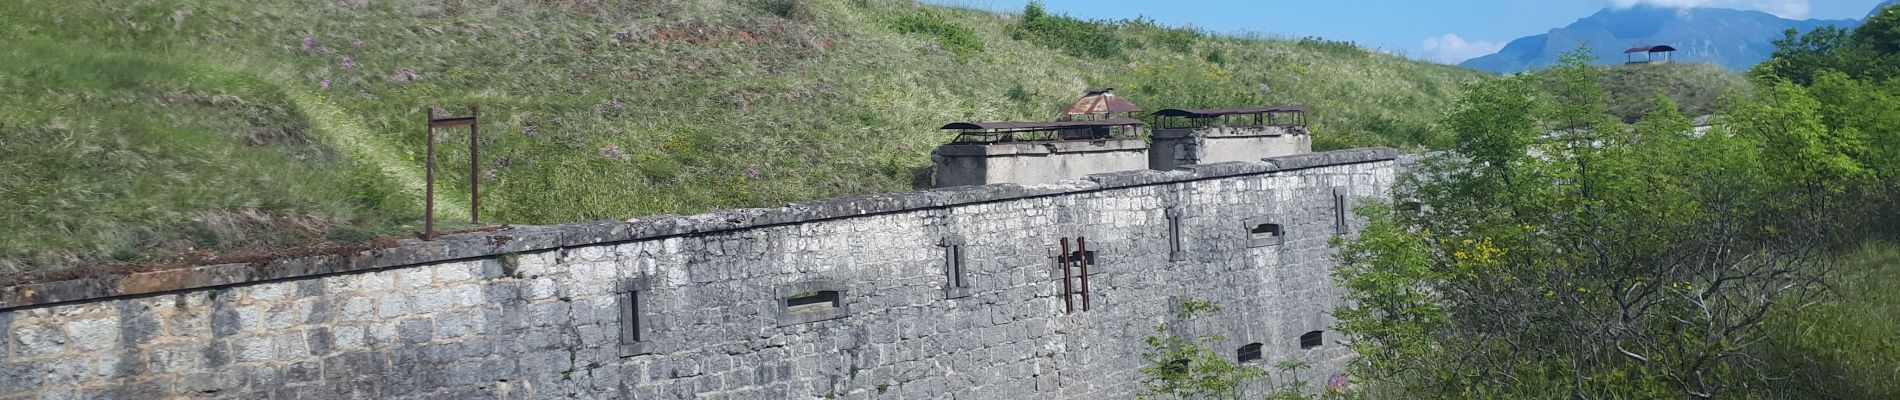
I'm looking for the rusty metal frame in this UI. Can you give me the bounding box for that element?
[1058,236,1094,314]
[425,106,480,240]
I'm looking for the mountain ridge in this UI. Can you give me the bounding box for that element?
[1461,5,1857,72]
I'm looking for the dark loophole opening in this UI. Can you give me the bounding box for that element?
[786,290,841,311]
[625,291,641,342]
[1300,331,1323,350]
[1250,223,1283,239]
[1238,343,1263,363]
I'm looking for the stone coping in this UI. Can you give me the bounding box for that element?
[1152,125,1307,139]
[0,147,1401,311]
[931,138,1148,156]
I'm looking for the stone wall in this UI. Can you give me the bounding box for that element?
[930,139,1149,188]
[0,148,1403,400]
[1149,126,1311,171]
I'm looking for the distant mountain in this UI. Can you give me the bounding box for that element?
[1461,6,1857,73]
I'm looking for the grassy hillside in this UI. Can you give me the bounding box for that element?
[1596,63,1750,121]
[0,0,1489,273]
[1756,241,1900,398]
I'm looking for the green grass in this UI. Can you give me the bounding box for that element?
[0,0,1489,273]
[1754,241,1900,399]
[1596,63,1751,121]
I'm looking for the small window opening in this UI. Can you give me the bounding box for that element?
[622,291,642,343]
[1066,250,1098,267]
[947,245,969,289]
[1238,343,1264,363]
[786,290,841,312]
[1398,201,1423,213]
[616,278,656,356]
[1300,331,1324,350]
[1167,216,1183,254]
[1250,223,1283,239]
[1334,191,1350,234]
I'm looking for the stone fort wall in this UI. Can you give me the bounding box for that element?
[0,148,1403,400]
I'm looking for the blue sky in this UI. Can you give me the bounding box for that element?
[924,0,1885,64]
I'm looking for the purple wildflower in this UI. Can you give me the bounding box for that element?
[521,125,539,137]
[301,36,318,51]
[338,55,360,69]
[482,169,498,181]
[743,167,761,180]
[600,144,625,160]
[348,37,365,47]
[319,78,332,90]
[614,28,633,42]
[611,99,624,109]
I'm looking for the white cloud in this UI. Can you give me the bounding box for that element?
[1421,33,1505,64]
[1608,0,1811,19]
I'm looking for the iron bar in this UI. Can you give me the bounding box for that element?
[425,108,437,240]
[1060,238,1074,314]
[469,107,480,225]
[1078,236,1090,312]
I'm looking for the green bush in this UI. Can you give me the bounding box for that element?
[890,12,985,59]
[1011,1,1127,59]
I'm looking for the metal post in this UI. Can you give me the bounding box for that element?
[469,106,480,225]
[425,108,437,240]
[1078,236,1091,311]
[1060,238,1074,314]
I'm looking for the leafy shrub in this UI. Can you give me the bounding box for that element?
[1011,1,1126,59]
[1294,36,1366,57]
[1126,16,1200,54]
[890,12,984,59]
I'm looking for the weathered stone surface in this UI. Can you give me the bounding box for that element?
[0,149,1399,399]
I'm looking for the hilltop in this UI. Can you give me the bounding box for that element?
[0,0,1489,273]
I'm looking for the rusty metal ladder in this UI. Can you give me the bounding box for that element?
[1060,237,1091,313]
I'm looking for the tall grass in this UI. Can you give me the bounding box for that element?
[1753,241,1900,399]
[0,0,1490,272]
[0,38,409,272]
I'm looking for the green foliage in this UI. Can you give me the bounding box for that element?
[1138,300,1324,399]
[1853,6,1900,54]
[1758,242,1900,399]
[0,0,1487,271]
[1597,63,1749,121]
[891,11,985,60]
[1011,1,1127,59]
[1336,48,1865,398]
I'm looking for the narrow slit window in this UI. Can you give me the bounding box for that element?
[947,244,969,289]
[1300,331,1324,349]
[1168,216,1182,254]
[786,290,841,311]
[1398,201,1423,214]
[1238,343,1264,363]
[622,290,642,343]
[616,277,655,356]
[1334,190,1350,234]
